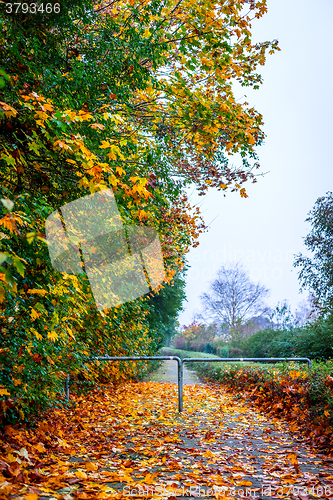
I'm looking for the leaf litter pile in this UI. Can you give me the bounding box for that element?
[1,381,333,500]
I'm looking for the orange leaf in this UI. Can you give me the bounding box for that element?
[35,443,46,453]
[85,462,98,471]
[237,480,253,486]
[25,494,39,500]
[75,470,88,479]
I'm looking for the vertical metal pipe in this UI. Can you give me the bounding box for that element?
[65,374,70,400]
[176,357,183,413]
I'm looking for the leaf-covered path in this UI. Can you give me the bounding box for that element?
[144,360,202,385]
[1,371,333,500]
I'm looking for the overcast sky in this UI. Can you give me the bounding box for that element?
[178,0,333,326]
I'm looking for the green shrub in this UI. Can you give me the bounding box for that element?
[242,315,333,361]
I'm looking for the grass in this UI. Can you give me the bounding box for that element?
[160,347,310,369]
[160,347,220,359]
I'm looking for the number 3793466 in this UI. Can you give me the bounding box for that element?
[5,3,61,13]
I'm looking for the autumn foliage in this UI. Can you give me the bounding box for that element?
[1,0,279,423]
[1,379,333,499]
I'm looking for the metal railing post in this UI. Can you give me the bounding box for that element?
[176,357,183,412]
[65,374,70,400]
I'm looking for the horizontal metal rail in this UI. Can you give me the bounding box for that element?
[64,355,311,412]
[183,357,312,369]
[65,356,183,412]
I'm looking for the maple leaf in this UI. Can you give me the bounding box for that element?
[47,331,58,342]
[99,140,112,149]
[30,308,41,321]
[0,101,18,118]
[115,166,126,176]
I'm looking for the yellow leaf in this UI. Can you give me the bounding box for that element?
[6,453,17,463]
[30,308,41,321]
[142,28,151,38]
[30,328,43,341]
[34,111,48,121]
[13,378,22,386]
[0,101,18,118]
[75,470,88,479]
[99,140,111,149]
[0,285,5,303]
[0,214,18,234]
[78,110,94,121]
[47,331,58,342]
[63,109,77,121]
[324,410,330,417]
[115,166,125,176]
[107,150,117,161]
[27,289,47,296]
[138,209,148,221]
[0,387,10,396]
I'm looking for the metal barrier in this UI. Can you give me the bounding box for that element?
[65,355,311,413]
[183,357,312,368]
[65,356,183,411]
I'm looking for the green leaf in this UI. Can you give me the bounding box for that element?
[5,268,15,286]
[0,252,8,265]
[13,258,25,277]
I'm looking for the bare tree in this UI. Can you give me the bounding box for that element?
[294,294,319,326]
[200,262,270,328]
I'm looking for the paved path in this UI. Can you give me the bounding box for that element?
[140,362,333,500]
[145,360,202,385]
[20,367,333,500]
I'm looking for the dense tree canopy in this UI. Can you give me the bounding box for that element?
[0,0,279,422]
